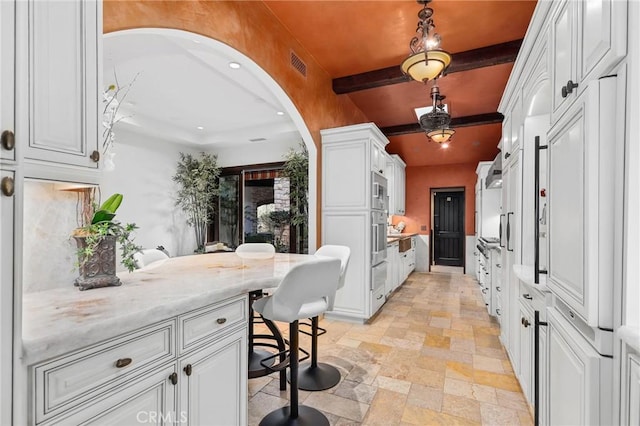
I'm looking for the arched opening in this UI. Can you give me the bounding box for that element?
[101,28,317,254]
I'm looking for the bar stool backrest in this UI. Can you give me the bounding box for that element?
[133,249,169,269]
[256,257,341,323]
[314,245,351,310]
[236,243,276,259]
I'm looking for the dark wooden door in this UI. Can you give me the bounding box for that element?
[433,191,465,266]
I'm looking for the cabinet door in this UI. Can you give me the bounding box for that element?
[179,327,247,426]
[507,151,522,369]
[0,169,14,426]
[547,77,616,328]
[23,0,100,168]
[550,0,578,119]
[538,322,548,426]
[578,0,627,83]
[518,302,533,405]
[51,364,178,425]
[547,308,611,426]
[0,1,15,162]
[396,160,405,215]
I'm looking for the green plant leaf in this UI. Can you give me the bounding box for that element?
[91,210,116,224]
[99,193,123,214]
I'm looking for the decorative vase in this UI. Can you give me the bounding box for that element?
[74,235,122,291]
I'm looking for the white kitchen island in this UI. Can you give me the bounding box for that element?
[21,253,315,426]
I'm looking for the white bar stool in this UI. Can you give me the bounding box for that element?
[252,256,341,426]
[296,245,351,391]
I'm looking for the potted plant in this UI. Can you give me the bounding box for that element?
[72,193,141,291]
[173,152,221,253]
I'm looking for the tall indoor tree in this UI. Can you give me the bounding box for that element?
[281,143,309,253]
[173,152,221,252]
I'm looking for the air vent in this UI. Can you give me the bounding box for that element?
[290,51,307,77]
[249,138,267,143]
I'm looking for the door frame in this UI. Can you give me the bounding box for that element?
[430,187,466,272]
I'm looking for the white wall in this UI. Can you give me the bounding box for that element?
[22,128,200,292]
[99,128,199,258]
[214,138,300,167]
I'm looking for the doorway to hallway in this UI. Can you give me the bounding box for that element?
[431,188,465,268]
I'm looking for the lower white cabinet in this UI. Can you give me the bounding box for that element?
[546,308,612,425]
[385,242,399,296]
[31,295,248,425]
[178,328,247,426]
[518,301,534,405]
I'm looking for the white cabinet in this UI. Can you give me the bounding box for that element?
[621,343,640,425]
[178,328,247,426]
[31,295,248,425]
[386,154,406,216]
[547,308,612,425]
[321,123,391,322]
[371,141,387,176]
[547,77,618,329]
[385,242,399,296]
[1,0,15,162]
[17,0,102,175]
[550,0,627,122]
[518,301,534,405]
[0,169,14,426]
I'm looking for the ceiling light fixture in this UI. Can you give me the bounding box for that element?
[197,126,204,130]
[419,80,455,144]
[228,62,241,69]
[400,0,452,83]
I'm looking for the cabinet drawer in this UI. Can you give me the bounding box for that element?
[371,285,386,315]
[179,295,247,354]
[34,320,176,424]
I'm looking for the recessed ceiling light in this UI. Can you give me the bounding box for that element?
[197,126,204,130]
[228,62,241,69]
[276,111,285,116]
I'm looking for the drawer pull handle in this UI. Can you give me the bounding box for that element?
[496,286,501,292]
[523,294,533,300]
[496,309,501,316]
[169,372,178,385]
[115,358,132,368]
[184,364,192,376]
[216,318,227,325]
[377,294,384,300]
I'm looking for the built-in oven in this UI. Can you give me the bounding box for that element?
[371,210,387,266]
[372,172,388,211]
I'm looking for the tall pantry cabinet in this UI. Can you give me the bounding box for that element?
[1,0,103,423]
[498,0,632,424]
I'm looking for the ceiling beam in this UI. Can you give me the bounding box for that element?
[380,112,504,137]
[332,39,523,94]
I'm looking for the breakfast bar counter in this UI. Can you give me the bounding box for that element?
[22,253,314,365]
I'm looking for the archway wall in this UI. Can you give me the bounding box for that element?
[104,1,371,247]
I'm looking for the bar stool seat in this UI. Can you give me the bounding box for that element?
[252,256,341,426]
[237,243,286,389]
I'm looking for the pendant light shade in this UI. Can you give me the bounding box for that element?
[400,0,452,83]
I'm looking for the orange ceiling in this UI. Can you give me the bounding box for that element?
[262,0,537,167]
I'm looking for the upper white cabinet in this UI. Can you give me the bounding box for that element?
[386,154,406,216]
[550,0,627,122]
[18,0,101,171]
[371,142,387,176]
[0,169,14,426]
[1,1,15,162]
[547,76,618,329]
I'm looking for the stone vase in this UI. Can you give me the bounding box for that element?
[74,235,122,291]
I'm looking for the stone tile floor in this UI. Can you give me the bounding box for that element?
[248,271,533,425]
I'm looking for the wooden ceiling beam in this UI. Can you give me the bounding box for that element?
[333,39,523,94]
[381,112,504,137]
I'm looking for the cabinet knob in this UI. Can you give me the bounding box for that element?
[115,357,132,368]
[169,372,178,385]
[496,286,501,292]
[523,318,530,328]
[216,318,227,325]
[504,152,511,159]
[90,150,100,163]
[1,177,14,197]
[1,130,15,151]
[377,294,384,300]
[496,309,501,316]
[561,80,578,98]
[184,363,192,376]
[523,294,533,300]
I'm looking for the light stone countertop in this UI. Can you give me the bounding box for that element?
[387,233,418,243]
[21,253,315,365]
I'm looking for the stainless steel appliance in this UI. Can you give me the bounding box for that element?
[371,172,388,211]
[371,210,387,266]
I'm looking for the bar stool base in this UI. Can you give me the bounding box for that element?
[295,362,341,391]
[249,349,275,375]
[259,405,329,426]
